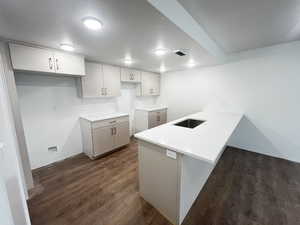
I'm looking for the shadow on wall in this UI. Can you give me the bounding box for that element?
[229,116,300,162]
[60,120,83,160]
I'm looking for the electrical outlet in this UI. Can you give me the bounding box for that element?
[166,150,177,159]
[48,146,58,152]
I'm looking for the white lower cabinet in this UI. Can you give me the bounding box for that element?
[135,107,167,133]
[80,115,130,159]
[92,126,115,156]
[114,121,130,148]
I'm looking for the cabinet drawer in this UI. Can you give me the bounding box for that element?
[91,116,129,129]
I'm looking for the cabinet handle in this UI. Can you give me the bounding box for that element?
[101,88,107,96]
[111,127,114,135]
[56,59,59,71]
[48,58,53,70]
[109,120,116,124]
[114,127,117,135]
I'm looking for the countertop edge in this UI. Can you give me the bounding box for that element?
[80,113,129,122]
[134,113,243,164]
[134,134,215,164]
[135,106,168,112]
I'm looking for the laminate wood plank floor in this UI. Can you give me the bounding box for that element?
[28,139,300,225]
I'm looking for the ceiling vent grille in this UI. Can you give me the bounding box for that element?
[174,49,188,56]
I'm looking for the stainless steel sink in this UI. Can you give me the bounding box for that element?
[174,119,205,129]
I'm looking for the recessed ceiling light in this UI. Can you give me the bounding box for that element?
[60,44,74,52]
[187,59,196,68]
[124,58,133,65]
[154,48,168,56]
[82,17,103,30]
[160,64,166,73]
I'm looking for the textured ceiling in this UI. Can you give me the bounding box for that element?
[0,0,217,73]
[178,0,300,53]
[0,0,299,72]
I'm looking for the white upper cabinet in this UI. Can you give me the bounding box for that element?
[79,62,121,98]
[137,72,160,96]
[9,44,55,73]
[9,43,85,76]
[53,51,85,76]
[80,62,103,98]
[103,64,121,97]
[121,68,141,82]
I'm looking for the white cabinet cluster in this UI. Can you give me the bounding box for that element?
[135,107,168,133]
[80,62,160,97]
[80,114,130,159]
[9,43,161,98]
[9,43,85,76]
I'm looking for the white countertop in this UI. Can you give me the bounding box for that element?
[80,112,129,122]
[135,106,168,112]
[134,111,243,164]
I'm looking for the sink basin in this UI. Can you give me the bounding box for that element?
[174,119,206,129]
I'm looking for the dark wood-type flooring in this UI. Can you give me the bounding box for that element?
[28,139,300,225]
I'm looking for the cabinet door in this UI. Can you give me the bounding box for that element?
[141,72,153,96]
[121,68,141,82]
[92,125,114,157]
[114,121,130,148]
[159,110,167,125]
[103,64,121,97]
[9,43,55,73]
[80,62,103,98]
[151,73,160,95]
[148,111,158,128]
[140,72,160,96]
[53,51,85,76]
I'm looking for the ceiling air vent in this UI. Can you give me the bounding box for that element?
[174,49,188,56]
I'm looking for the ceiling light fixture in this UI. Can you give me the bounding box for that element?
[160,64,166,73]
[187,59,196,68]
[154,48,168,56]
[124,58,133,65]
[60,44,74,52]
[82,17,103,30]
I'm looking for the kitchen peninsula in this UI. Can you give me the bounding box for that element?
[134,111,243,225]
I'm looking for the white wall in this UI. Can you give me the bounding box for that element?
[15,73,158,169]
[160,41,300,162]
[0,46,31,225]
[1,43,34,195]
